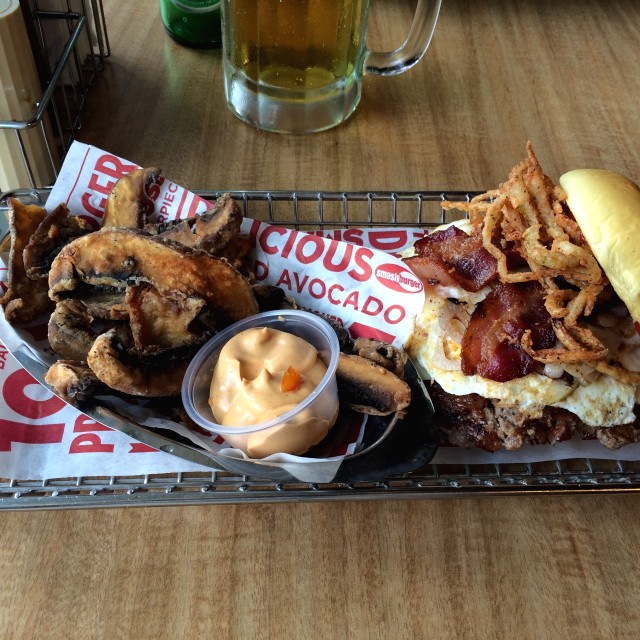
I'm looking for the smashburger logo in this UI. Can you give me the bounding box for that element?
[375,263,423,294]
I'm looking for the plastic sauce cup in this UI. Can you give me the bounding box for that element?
[181,310,340,458]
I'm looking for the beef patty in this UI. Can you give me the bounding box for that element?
[429,382,640,451]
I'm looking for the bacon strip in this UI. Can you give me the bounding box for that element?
[405,225,498,292]
[461,282,555,382]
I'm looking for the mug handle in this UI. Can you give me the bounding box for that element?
[365,0,442,75]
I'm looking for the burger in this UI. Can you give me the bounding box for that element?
[404,143,640,452]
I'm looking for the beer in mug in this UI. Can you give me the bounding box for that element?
[221,0,441,133]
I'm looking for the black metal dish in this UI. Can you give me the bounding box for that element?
[0,187,449,484]
[12,349,437,483]
[335,359,437,481]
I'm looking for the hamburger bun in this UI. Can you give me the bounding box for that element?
[560,169,640,323]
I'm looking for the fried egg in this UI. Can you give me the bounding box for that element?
[409,292,638,427]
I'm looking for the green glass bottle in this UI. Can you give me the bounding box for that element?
[159,0,221,49]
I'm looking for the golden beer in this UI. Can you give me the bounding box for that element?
[220,0,441,132]
[226,0,367,92]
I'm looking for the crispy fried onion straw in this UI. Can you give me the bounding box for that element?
[443,142,637,384]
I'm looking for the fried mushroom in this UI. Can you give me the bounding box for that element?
[23,203,92,279]
[351,338,408,378]
[336,353,411,416]
[87,328,188,397]
[48,299,98,361]
[102,167,161,229]
[0,198,52,323]
[45,360,106,404]
[144,193,252,273]
[79,290,129,321]
[126,283,207,348]
[48,228,259,325]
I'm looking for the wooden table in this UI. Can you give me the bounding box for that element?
[2,1,640,638]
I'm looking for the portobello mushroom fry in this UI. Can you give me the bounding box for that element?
[0,198,52,323]
[48,227,259,324]
[102,167,161,229]
[87,328,188,397]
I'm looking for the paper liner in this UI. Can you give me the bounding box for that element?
[1,141,638,483]
[0,142,423,482]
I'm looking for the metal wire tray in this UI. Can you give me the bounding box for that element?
[0,3,109,191]
[1,188,639,509]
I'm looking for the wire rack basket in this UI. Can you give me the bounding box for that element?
[0,1,109,192]
[0,188,639,509]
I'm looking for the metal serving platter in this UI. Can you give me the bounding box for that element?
[1,188,639,509]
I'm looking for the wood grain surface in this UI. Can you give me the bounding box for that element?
[77,0,640,192]
[1,1,640,638]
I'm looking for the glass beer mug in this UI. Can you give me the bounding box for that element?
[220,0,442,133]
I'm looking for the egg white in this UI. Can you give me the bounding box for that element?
[409,293,638,427]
